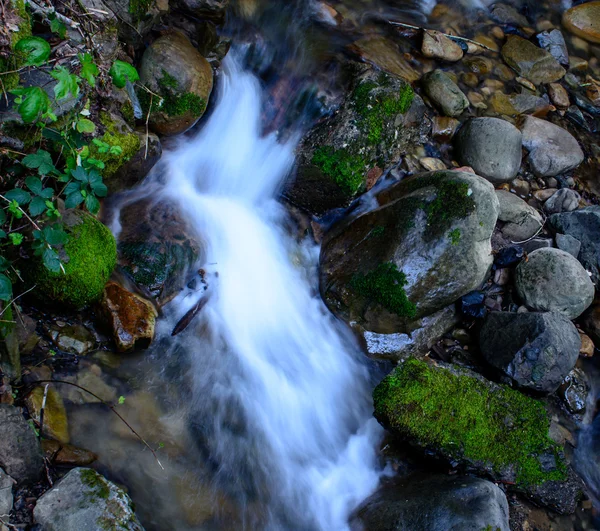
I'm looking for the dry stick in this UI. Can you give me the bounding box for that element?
[34,379,165,470]
[0,285,37,319]
[145,94,152,160]
[25,0,79,27]
[389,21,495,52]
[38,383,49,441]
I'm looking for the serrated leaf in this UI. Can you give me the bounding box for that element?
[22,150,56,176]
[5,188,31,205]
[79,53,99,87]
[0,231,6,239]
[49,13,67,38]
[43,226,68,246]
[14,36,51,66]
[109,60,139,89]
[42,247,61,273]
[0,209,6,225]
[64,182,81,195]
[50,66,80,100]
[16,87,51,123]
[29,196,47,216]
[65,191,84,209]
[85,194,100,214]
[109,145,123,155]
[0,274,12,302]
[40,188,54,199]
[0,257,8,272]
[9,233,23,245]
[76,118,96,134]
[71,166,88,182]
[90,181,107,198]
[25,176,43,195]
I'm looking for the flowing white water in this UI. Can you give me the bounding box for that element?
[160,54,383,530]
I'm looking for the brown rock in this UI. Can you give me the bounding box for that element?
[421,30,463,62]
[101,281,158,352]
[579,331,595,357]
[16,313,39,355]
[533,188,557,201]
[501,36,566,85]
[489,92,518,115]
[548,83,570,108]
[42,439,97,466]
[431,116,460,140]
[25,386,69,443]
[562,2,600,44]
[419,157,446,171]
[464,56,493,75]
[349,36,420,82]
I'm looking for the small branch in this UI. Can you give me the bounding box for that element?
[389,21,495,52]
[25,0,80,27]
[34,379,165,470]
[0,284,37,318]
[38,383,49,441]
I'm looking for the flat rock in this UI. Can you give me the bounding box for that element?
[537,29,569,66]
[0,468,14,516]
[543,189,581,214]
[454,118,522,184]
[422,69,469,117]
[25,386,69,443]
[480,311,581,393]
[496,190,543,242]
[562,1,600,44]
[349,36,420,82]
[521,116,584,177]
[421,30,463,62]
[556,233,581,258]
[515,248,594,319]
[42,440,97,467]
[501,36,566,85]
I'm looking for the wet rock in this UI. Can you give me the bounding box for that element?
[0,405,43,484]
[555,233,581,258]
[562,1,600,44]
[431,116,460,140]
[558,367,588,413]
[460,290,486,318]
[100,281,157,352]
[480,311,580,393]
[286,67,420,215]
[419,157,445,171]
[0,468,14,516]
[320,171,498,333]
[51,324,95,355]
[63,365,117,405]
[515,248,594,319]
[510,93,550,114]
[521,116,584,177]
[549,207,600,284]
[496,190,543,242]
[548,83,570,108]
[582,299,600,345]
[351,474,510,531]
[118,198,203,306]
[42,440,97,467]
[361,305,458,361]
[16,313,39,355]
[579,331,595,357]
[422,69,469,117]
[494,245,525,268]
[454,118,522,184]
[33,468,144,531]
[25,386,69,443]
[490,3,529,27]
[139,31,213,136]
[421,30,463,62]
[373,358,581,513]
[176,0,228,20]
[348,36,420,82]
[537,29,569,66]
[464,56,494,76]
[543,188,581,214]
[501,36,566,85]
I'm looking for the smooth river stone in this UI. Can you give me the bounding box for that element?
[563,2,600,44]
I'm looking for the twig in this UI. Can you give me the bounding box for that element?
[34,379,165,470]
[389,21,495,52]
[144,94,152,160]
[38,383,49,440]
[510,212,547,245]
[25,0,80,27]
[0,284,37,318]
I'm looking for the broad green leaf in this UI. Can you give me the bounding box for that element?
[14,36,51,66]
[50,66,80,100]
[79,53,99,87]
[0,274,12,302]
[43,226,68,246]
[0,258,9,272]
[90,181,107,198]
[85,194,100,214]
[65,191,84,209]
[0,231,6,239]
[64,182,81,195]
[8,233,23,246]
[49,14,67,38]
[109,145,123,155]
[109,60,139,89]
[71,166,88,182]
[42,247,61,273]
[8,201,22,219]
[5,188,31,205]
[76,118,96,134]
[25,176,43,195]
[29,197,47,216]
[22,150,56,176]
[0,209,6,225]
[15,87,51,123]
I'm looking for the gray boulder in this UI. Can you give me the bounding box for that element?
[521,116,585,177]
[422,69,469,117]
[496,190,543,242]
[0,468,14,516]
[480,311,581,393]
[320,171,498,333]
[543,188,581,214]
[351,474,510,531]
[556,233,581,258]
[33,468,144,531]
[0,405,43,485]
[515,248,594,319]
[454,118,522,184]
[550,206,600,284]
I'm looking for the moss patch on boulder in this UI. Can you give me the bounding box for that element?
[89,113,140,177]
[0,0,32,90]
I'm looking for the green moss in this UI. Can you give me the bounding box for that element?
[89,113,140,177]
[350,262,416,318]
[121,102,135,127]
[33,211,116,308]
[128,0,153,22]
[369,226,385,238]
[81,469,111,500]
[448,228,461,245]
[311,145,366,196]
[427,180,474,224]
[374,358,567,488]
[0,0,32,90]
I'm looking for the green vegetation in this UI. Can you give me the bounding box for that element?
[311,146,366,196]
[128,0,153,23]
[426,180,474,224]
[350,262,416,318]
[89,114,140,176]
[448,228,461,245]
[369,226,385,238]
[81,469,111,500]
[374,358,567,487]
[138,70,206,118]
[0,0,32,90]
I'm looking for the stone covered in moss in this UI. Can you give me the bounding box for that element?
[139,31,213,136]
[90,112,141,177]
[285,66,424,215]
[374,358,582,513]
[319,170,498,333]
[0,0,32,90]
[32,210,116,309]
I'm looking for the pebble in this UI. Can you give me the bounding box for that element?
[511,178,530,197]
[431,116,460,140]
[534,188,557,201]
[462,72,479,88]
[543,188,581,214]
[580,332,595,357]
[421,30,464,62]
[548,83,570,108]
[562,1,600,44]
[419,157,447,171]
[501,35,566,85]
[556,233,582,258]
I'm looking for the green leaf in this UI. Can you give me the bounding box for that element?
[0,257,9,271]
[0,274,12,302]
[76,118,96,134]
[90,181,107,198]
[42,247,61,273]
[118,396,126,405]
[84,194,100,214]
[108,145,123,156]
[109,60,139,89]
[65,191,84,209]
[14,36,51,66]
[8,201,22,219]
[0,209,6,225]
[71,166,88,182]
[5,188,31,205]
[49,14,67,38]
[50,66,80,100]
[8,233,23,246]
[29,196,47,216]
[64,181,81,195]
[0,231,6,239]
[79,53,99,87]
[22,150,57,176]
[42,226,68,246]
[14,87,51,123]
[40,188,54,200]
[25,176,43,195]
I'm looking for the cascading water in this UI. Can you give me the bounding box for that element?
[156,52,383,530]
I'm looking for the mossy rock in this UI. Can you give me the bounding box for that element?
[374,358,582,513]
[319,171,498,334]
[284,65,424,215]
[31,210,116,309]
[0,0,32,91]
[139,31,213,136]
[25,386,69,443]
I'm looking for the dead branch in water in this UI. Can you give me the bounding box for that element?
[389,21,495,52]
[172,290,212,336]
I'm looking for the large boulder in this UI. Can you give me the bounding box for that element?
[562,1,600,44]
[496,190,543,242]
[373,358,582,513]
[33,468,144,530]
[320,171,498,334]
[515,248,594,319]
[454,118,522,184]
[285,67,420,215]
[0,405,43,484]
[351,474,510,531]
[501,36,566,85]
[521,116,584,177]
[139,32,213,136]
[480,311,581,394]
[550,206,600,284]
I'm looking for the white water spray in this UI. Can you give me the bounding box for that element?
[161,54,383,530]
